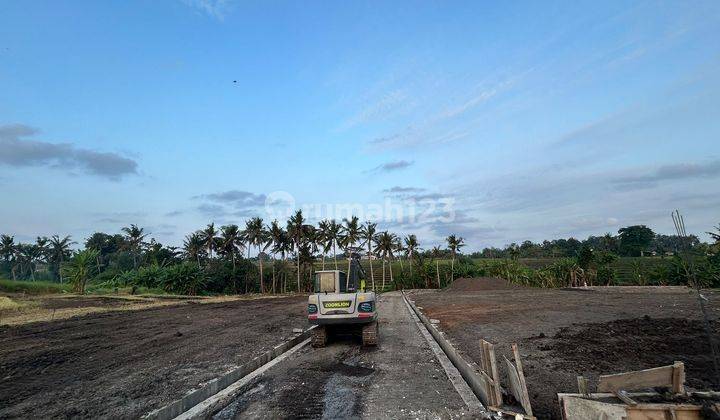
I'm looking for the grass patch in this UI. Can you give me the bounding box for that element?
[84,285,167,296]
[0,296,22,310]
[0,279,72,295]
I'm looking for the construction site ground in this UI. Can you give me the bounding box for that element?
[409,278,720,419]
[214,291,470,419]
[0,295,307,418]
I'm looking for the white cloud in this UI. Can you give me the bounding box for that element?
[181,0,233,20]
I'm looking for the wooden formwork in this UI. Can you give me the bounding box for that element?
[479,339,534,419]
[561,362,717,420]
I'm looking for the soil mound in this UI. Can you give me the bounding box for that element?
[548,317,719,391]
[446,277,520,292]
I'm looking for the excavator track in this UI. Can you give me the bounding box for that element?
[311,326,327,348]
[362,321,378,346]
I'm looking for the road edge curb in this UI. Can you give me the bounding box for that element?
[143,326,316,420]
[402,291,495,418]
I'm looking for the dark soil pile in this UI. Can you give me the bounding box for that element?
[548,317,720,391]
[445,277,521,292]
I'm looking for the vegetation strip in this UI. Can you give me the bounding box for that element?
[143,327,316,420]
[402,291,495,417]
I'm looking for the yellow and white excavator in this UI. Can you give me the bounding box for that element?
[307,254,378,347]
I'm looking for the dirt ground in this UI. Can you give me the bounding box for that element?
[0,293,215,326]
[410,279,720,420]
[214,292,470,419]
[0,295,307,419]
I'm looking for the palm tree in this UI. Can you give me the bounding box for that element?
[273,230,293,293]
[328,220,341,269]
[431,246,442,288]
[200,223,218,262]
[219,224,243,274]
[243,217,268,293]
[404,234,419,278]
[268,220,285,293]
[707,224,720,243]
[62,249,99,294]
[317,220,333,270]
[257,225,271,293]
[183,232,205,267]
[446,234,465,282]
[374,231,397,290]
[0,234,17,280]
[33,236,50,280]
[394,237,405,274]
[49,235,75,283]
[360,222,377,290]
[122,224,147,269]
[15,243,43,281]
[287,210,305,291]
[341,216,361,287]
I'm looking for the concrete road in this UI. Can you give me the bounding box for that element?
[213,292,472,419]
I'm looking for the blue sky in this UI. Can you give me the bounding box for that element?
[1,0,719,251]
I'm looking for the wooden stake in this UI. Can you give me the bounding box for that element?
[577,376,588,396]
[487,341,503,406]
[512,343,533,417]
[672,361,685,394]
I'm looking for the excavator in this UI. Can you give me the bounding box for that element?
[307,251,378,347]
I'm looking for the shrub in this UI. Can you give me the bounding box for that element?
[597,265,616,285]
[61,249,99,294]
[159,262,206,295]
[135,264,164,288]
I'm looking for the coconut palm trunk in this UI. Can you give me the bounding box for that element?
[272,252,277,294]
[258,246,264,293]
[296,244,301,292]
[436,260,440,288]
[451,254,455,282]
[272,260,276,294]
[368,250,375,291]
[333,242,338,269]
[381,257,386,290]
[389,257,395,289]
[246,245,251,293]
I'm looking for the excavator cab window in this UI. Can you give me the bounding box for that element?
[339,271,356,293]
[315,272,336,293]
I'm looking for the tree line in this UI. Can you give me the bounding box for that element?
[471,225,708,259]
[0,210,466,295]
[2,219,718,294]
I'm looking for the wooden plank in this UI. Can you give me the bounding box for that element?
[672,361,685,394]
[505,356,532,415]
[559,394,627,420]
[597,364,676,393]
[479,370,496,407]
[626,405,701,420]
[577,376,588,396]
[494,407,536,420]
[512,343,533,417]
[614,390,638,406]
[479,339,490,374]
[486,341,503,406]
